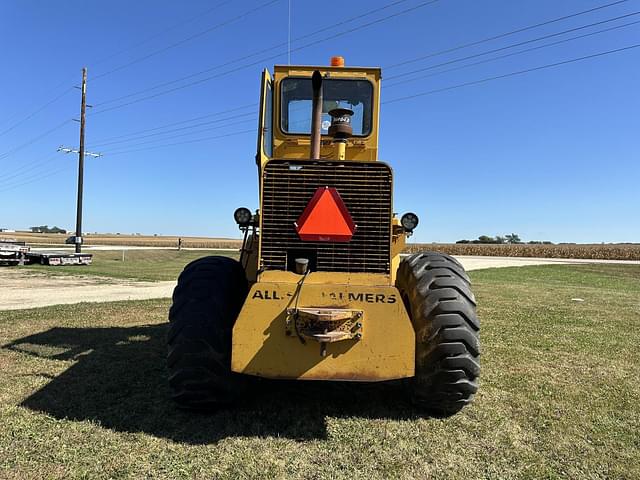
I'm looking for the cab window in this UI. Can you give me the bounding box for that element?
[280,77,373,137]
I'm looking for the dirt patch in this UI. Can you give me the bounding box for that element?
[0,269,174,311]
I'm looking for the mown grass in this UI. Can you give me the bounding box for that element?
[21,249,237,282]
[0,264,639,479]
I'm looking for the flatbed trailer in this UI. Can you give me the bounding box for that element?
[26,252,93,266]
[0,241,29,266]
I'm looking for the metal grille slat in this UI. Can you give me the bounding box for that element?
[260,160,392,274]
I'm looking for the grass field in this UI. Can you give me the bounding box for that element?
[1,264,639,479]
[22,249,237,282]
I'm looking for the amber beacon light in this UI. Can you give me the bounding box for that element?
[330,56,345,67]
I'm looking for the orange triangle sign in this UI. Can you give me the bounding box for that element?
[295,187,356,242]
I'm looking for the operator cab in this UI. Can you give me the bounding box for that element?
[257,56,382,164]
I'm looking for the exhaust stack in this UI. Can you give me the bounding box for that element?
[309,70,323,160]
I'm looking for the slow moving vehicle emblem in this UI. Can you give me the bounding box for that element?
[295,186,356,242]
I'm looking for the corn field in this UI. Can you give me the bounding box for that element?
[3,233,638,260]
[405,243,640,261]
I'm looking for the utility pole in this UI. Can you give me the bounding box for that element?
[57,69,102,254]
[75,67,87,253]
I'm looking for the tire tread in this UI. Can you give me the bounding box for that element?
[397,252,480,416]
[167,256,247,410]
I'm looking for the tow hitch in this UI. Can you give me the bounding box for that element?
[285,307,363,356]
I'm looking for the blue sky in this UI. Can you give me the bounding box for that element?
[1,0,638,243]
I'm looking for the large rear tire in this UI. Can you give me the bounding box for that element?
[396,252,480,416]
[167,256,248,409]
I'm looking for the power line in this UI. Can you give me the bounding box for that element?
[91,14,639,146]
[90,0,235,68]
[87,103,256,145]
[0,87,74,138]
[0,2,237,134]
[89,114,256,149]
[0,67,78,133]
[88,0,442,115]
[0,164,74,194]
[88,0,629,115]
[0,131,253,192]
[0,119,73,162]
[2,5,250,176]
[94,8,638,152]
[93,0,415,107]
[384,0,631,70]
[89,116,256,150]
[90,0,280,82]
[386,19,640,89]
[104,129,256,156]
[385,14,640,87]
[101,44,640,156]
[383,43,640,105]
[0,153,60,184]
[271,21,640,127]
[0,0,627,154]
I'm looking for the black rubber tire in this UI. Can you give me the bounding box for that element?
[396,252,480,416]
[167,256,248,409]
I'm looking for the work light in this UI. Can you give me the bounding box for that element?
[401,212,419,232]
[234,207,253,226]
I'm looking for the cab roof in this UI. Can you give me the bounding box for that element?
[273,64,382,78]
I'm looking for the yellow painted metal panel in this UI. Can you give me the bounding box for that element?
[232,280,415,381]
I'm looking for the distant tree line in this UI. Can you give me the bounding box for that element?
[30,225,67,234]
[456,233,553,245]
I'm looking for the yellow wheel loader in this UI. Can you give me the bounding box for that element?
[167,56,480,416]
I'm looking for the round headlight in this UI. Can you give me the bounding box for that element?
[234,207,253,226]
[401,212,419,232]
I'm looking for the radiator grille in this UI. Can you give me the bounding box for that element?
[261,160,392,273]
